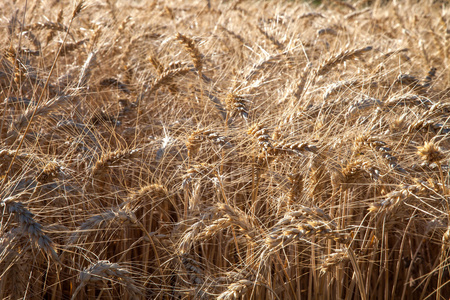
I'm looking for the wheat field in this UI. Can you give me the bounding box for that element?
[1,0,450,299]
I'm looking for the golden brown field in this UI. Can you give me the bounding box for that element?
[1,0,450,299]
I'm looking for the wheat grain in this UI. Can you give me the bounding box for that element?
[225,92,249,119]
[1,194,59,261]
[217,279,255,300]
[319,249,350,276]
[248,123,273,153]
[146,66,191,95]
[72,260,141,300]
[176,33,203,75]
[298,12,325,20]
[245,54,283,82]
[417,141,445,164]
[77,51,97,88]
[316,46,373,76]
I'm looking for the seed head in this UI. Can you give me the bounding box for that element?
[417,141,445,164]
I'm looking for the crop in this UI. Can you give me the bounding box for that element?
[1,0,450,299]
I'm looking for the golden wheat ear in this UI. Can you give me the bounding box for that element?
[316,46,373,76]
[225,92,249,120]
[176,33,203,76]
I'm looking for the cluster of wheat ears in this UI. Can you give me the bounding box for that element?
[1,0,450,299]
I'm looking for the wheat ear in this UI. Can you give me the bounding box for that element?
[71,260,142,300]
[176,33,203,76]
[316,46,373,76]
